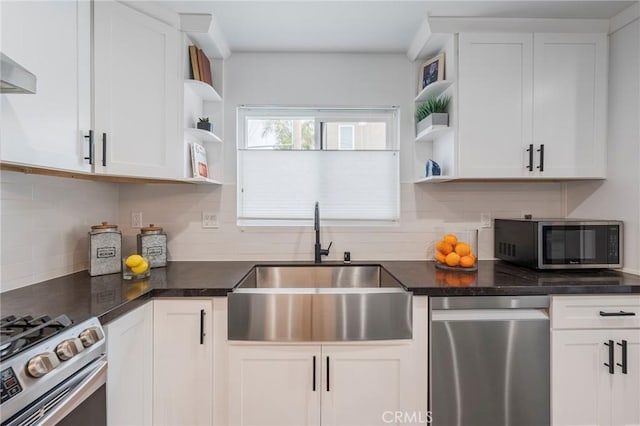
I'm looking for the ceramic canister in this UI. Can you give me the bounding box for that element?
[89,222,122,276]
[137,224,167,268]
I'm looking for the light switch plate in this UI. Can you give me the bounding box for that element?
[202,212,218,228]
[131,212,142,228]
[480,213,492,228]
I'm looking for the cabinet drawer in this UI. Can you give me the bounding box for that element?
[551,295,640,329]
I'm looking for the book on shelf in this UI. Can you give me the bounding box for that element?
[189,45,201,81]
[190,143,209,179]
[198,49,213,86]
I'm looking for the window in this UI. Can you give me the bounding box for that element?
[237,106,399,226]
[338,125,354,150]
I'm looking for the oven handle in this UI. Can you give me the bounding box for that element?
[38,355,107,426]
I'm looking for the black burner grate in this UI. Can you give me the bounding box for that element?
[0,315,73,361]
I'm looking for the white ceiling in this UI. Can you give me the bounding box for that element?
[161,1,636,54]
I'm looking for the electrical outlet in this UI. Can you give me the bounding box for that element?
[131,212,142,228]
[202,212,218,228]
[481,213,492,228]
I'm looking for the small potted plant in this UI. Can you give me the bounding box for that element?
[197,117,212,132]
[415,96,450,134]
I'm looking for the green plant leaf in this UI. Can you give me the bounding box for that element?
[415,96,450,122]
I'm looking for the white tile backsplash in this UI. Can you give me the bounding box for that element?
[0,171,119,292]
[118,181,564,263]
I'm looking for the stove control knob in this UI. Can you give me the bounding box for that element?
[79,327,104,347]
[56,338,84,361]
[27,353,60,378]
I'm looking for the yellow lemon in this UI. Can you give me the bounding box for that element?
[125,254,143,268]
[131,260,149,274]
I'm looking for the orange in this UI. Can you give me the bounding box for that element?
[468,254,477,263]
[435,251,446,264]
[445,252,460,267]
[455,242,471,257]
[459,255,476,268]
[436,240,453,255]
[443,234,458,246]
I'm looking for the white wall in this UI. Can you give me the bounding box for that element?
[566,18,640,275]
[118,52,565,262]
[0,171,119,291]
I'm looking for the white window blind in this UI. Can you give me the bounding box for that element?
[237,107,400,226]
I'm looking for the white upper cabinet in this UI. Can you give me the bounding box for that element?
[458,33,533,178]
[533,33,607,178]
[456,32,607,179]
[93,0,181,179]
[0,0,91,172]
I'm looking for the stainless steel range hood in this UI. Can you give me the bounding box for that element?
[0,53,36,94]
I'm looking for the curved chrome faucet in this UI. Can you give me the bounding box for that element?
[314,202,332,263]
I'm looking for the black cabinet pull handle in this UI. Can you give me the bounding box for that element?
[83,130,93,165]
[536,144,544,172]
[312,356,316,391]
[526,144,534,171]
[617,340,628,374]
[599,311,636,317]
[604,340,614,374]
[199,309,205,344]
[102,133,107,167]
[326,356,330,392]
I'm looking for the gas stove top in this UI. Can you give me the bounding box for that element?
[0,314,106,425]
[0,315,73,362]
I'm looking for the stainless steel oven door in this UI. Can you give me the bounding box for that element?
[3,355,106,426]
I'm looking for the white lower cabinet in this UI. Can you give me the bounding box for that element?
[105,302,153,426]
[227,298,428,426]
[228,343,424,426]
[228,345,321,426]
[153,299,213,426]
[551,296,640,426]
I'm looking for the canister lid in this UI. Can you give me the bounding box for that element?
[91,221,118,230]
[141,224,163,234]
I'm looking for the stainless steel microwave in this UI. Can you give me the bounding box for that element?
[494,219,623,270]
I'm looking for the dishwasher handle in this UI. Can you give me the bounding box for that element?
[431,309,549,321]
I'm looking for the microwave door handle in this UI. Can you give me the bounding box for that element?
[38,356,107,426]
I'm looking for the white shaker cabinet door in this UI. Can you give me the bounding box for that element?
[93,0,181,179]
[227,345,321,426]
[552,329,614,426]
[153,299,213,426]
[105,302,153,426]
[321,343,427,426]
[457,33,534,178]
[0,0,91,172]
[533,33,607,178]
[611,330,640,426]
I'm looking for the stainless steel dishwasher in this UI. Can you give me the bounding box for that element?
[430,295,550,426]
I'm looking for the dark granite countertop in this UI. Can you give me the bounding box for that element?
[1,261,639,325]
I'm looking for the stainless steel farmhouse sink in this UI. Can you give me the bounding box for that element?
[228,265,412,342]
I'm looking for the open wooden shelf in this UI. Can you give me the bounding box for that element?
[184,79,222,102]
[414,176,456,183]
[184,128,223,144]
[182,176,222,185]
[414,80,454,103]
[415,125,452,142]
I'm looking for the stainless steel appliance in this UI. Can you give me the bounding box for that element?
[494,218,623,269]
[430,296,550,426]
[0,315,106,426]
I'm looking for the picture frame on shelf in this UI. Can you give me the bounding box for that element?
[418,53,445,91]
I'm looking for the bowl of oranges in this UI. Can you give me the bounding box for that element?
[433,230,478,271]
